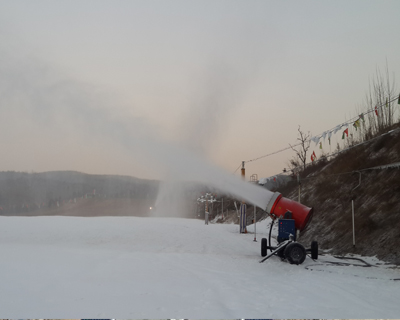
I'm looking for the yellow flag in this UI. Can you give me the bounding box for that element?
[353,119,360,130]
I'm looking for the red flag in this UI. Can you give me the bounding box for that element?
[311,151,317,162]
[375,106,379,116]
[344,128,348,137]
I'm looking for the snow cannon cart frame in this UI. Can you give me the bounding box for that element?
[259,192,318,265]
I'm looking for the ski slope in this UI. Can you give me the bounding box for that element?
[0,215,399,318]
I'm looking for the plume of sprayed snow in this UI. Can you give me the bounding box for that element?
[0,53,274,214]
[153,179,193,218]
[176,62,244,158]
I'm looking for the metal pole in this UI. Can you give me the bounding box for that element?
[298,184,301,203]
[222,198,224,219]
[205,198,208,225]
[351,172,361,248]
[253,205,257,242]
[352,199,355,247]
[240,163,247,233]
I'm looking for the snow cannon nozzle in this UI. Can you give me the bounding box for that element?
[264,192,313,232]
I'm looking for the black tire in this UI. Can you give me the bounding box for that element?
[284,242,306,265]
[261,238,267,257]
[311,241,318,260]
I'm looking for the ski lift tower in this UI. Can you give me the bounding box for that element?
[197,193,216,225]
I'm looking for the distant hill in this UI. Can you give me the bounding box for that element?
[0,171,159,215]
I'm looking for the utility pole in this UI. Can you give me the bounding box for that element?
[240,161,247,233]
[253,205,257,242]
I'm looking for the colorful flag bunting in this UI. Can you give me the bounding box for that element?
[353,119,360,130]
[359,113,365,122]
[333,125,342,134]
[342,128,349,139]
[375,106,379,116]
[312,136,320,146]
[311,151,317,162]
[319,142,322,149]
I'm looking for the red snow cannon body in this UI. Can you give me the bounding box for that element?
[265,192,313,231]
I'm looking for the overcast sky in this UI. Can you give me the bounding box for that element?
[1,0,400,180]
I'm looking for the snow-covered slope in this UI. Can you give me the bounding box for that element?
[0,216,399,318]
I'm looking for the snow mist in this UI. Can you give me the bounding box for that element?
[0,55,275,213]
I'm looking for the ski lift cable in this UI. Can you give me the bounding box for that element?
[263,159,400,184]
[294,126,400,172]
[235,94,400,170]
[276,127,400,178]
[235,126,400,173]
[299,160,400,182]
[233,163,242,174]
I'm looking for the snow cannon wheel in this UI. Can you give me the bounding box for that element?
[311,240,318,260]
[261,238,268,257]
[284,242,306,265]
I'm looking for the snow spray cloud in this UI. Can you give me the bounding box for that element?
[0,54,274,212]
[176,62,245,157]
[154,63,256,217]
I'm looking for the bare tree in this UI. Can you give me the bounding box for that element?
[289,126,311,172]
[365,62,397,137]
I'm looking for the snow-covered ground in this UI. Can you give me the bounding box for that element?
[0,215,399,318]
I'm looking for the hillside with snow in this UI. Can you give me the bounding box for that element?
[259,124,400,265]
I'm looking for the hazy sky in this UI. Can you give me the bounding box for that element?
[1,0,400,180]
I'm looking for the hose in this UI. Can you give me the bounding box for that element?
[268,218,275,253]
[304,253,400,281]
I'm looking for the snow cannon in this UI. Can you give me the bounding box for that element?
[260,192,317,265]
[265,192,313,231]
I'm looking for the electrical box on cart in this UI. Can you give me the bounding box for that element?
[277,219,296,243]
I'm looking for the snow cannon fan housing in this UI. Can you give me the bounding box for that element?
[265,192,313,231]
